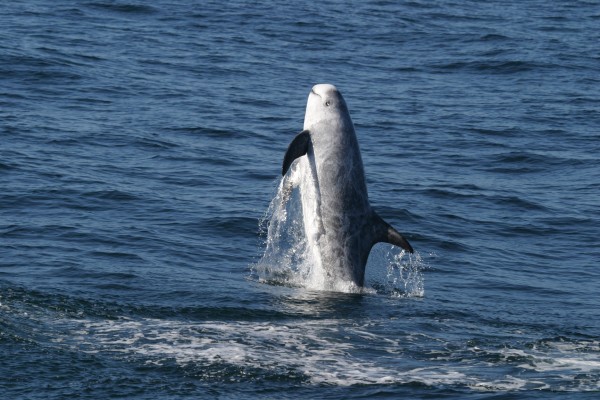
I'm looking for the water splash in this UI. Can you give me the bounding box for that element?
[252,168,425,296]
[368,247,426,298]
[252,169,323,290]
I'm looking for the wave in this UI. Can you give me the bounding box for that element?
[2,280,598,393]
[85,2,157,15]
[12,312,600,390]
[481,150,588,174]
[429,60,549,74]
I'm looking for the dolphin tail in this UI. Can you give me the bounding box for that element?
[282,130,310,176]
[371,211,414,253]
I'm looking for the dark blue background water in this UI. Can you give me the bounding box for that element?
[1,1,599,398]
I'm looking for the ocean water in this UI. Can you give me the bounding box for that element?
[1,0,599,398]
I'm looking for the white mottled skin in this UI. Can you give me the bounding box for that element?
[288,84,378,288]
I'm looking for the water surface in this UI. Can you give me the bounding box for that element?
[1,1,599,398]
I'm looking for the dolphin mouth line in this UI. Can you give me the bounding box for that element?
[311,88,321,98]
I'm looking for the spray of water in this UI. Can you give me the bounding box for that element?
[374,246,425,298]
[252,165,425,297]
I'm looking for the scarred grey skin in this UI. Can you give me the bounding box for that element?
[282,84,413,287]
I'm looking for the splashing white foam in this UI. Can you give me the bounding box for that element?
[253,166,425,295]
[51,316,600,391]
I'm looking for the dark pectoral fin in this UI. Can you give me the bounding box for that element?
[372,211,414,253]
[282,130,310,176]
[386,225,414,253]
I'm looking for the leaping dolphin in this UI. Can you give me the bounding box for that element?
[281,83,413,288]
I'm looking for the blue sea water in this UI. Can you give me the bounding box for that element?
[1,0,599,398]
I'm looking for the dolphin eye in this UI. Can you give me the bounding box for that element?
[325,100,331,107]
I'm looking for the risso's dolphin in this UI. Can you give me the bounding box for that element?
[281,83,413,288]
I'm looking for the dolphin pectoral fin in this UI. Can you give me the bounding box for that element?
[386,225,414,253]
[282,130,310,176]
[372,211,414,253]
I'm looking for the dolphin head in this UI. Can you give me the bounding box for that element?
[303,84,352,131]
